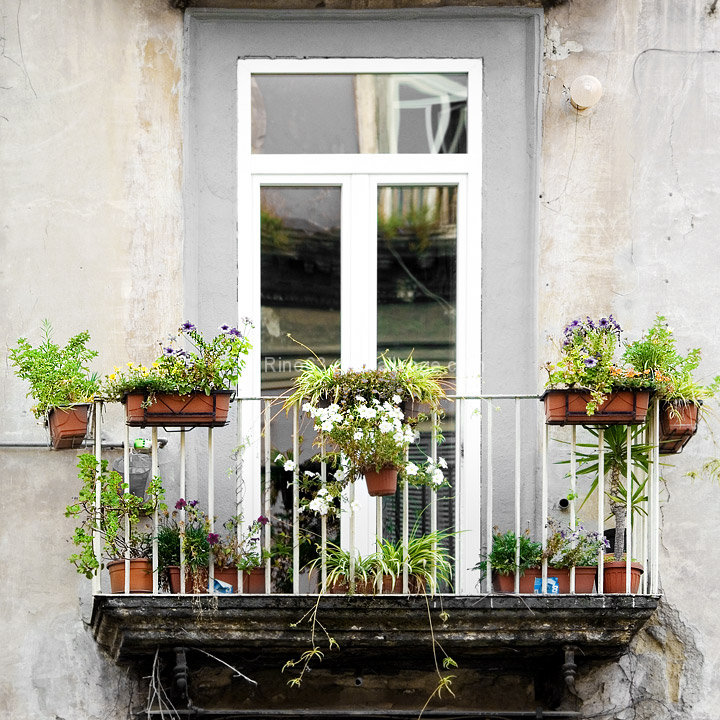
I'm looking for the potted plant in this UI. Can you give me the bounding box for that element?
[285,354,448,419]
[104,320,252,428]
[314,542,379,594]
[544,521,609,593]
[622,314,719,454]
[9,320,101,449]
[602,554,644,594]
[65,454,165,592]
[474,529,543,593]
[377,529,455,594]
[542,316,655,425]
[571,424,652,590]
[303,396,419,496]
[159,499,269,593]
[212,513,270,593]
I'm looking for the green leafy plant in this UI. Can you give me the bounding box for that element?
[9,320,100,419]
[65,454,165,578]
[104,320,252,402]
[544,316,655,415]
[622,314,720,410]
[474,529,542,579]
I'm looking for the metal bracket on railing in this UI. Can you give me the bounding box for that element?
[562,644,580,697]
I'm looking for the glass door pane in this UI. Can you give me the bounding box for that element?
[260,186,342,392]
[376,185,458,565]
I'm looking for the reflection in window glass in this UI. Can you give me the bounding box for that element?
[376,185,457,368]
[252,74,467,155]
[260,187,341,392]
[377,185,457,559]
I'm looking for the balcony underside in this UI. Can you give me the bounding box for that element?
[92,594,659,665]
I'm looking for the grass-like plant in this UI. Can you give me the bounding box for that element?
[9,320,100,419]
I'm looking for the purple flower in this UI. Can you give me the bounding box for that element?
[188,500,199,508]
[598,317,611,330]
[219,324,230,333]
[228,327,243,338]
[585,316,596,330]
[258,515,269,526]
[163,346,175,355]
[207,533,220,546]
[181,321,196,332]
[584,356,598,368]
[175,498,187,509]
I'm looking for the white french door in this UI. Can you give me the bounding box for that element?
[237,58,483,590]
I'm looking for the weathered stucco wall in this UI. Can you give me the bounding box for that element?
[0,0,183,716]
[2,0,720,718]
[540,2,720,718]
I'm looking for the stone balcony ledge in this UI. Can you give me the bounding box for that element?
[92,593,659,665]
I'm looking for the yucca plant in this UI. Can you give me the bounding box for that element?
[571,425,655,558]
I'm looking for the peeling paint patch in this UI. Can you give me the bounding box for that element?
[545,22,583,61]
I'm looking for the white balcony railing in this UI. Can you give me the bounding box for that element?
[88,395,661,597]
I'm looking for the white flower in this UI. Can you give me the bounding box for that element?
[354,430,364,440]
[392,394,402,405]
[321,419,335,432]
[405,462,419,476]
[304,470,316,477]
[431,467,444,485]
[379,420,394,434]
[358,405,377,419]
[275,453,285,463]
[438,457,448,469]
[302,402,313,414]
[283,460,297,472]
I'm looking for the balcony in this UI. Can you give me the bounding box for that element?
[83,394,661,714]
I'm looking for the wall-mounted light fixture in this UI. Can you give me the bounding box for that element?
[569,75,603,111]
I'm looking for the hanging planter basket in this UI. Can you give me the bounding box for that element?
[541,389,651,426]
[47,403,91,449]
[123,391,232,428]
[363,466,398,496]
[658,400,700,455]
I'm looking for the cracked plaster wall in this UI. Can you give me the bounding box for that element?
[0,0,182,717]
[541,1,720,718]
[2,0,720,718]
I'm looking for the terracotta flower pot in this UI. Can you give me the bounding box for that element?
[571,566,597,594]
[123,391,231,428]
[48,404,90,449]
[542,389,651,426]
[168,565,266,594]
[659,401,699,455]
[493,567,542,593]
[364,466,398,496]
[327,574,422,594]
[168,565,210,594]
[214,566,267,593]
[108,558,153,594]
[602,561,643,594]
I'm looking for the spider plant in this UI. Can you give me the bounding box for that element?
[309,541,377,593]
[377,529,455,593]
[379,355,448,411]
[283,358,341,410]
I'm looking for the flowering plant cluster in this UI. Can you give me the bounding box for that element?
[545,315,655,414]
[157,498,269,573]
[544,520,610,568]
[303,395,447,491]
[104,320,252,401]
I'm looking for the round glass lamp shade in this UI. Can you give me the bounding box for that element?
[569,75,603,110]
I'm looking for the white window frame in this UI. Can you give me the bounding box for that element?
[237,58,482,591]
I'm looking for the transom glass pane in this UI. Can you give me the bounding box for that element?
[252,74,468,155]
